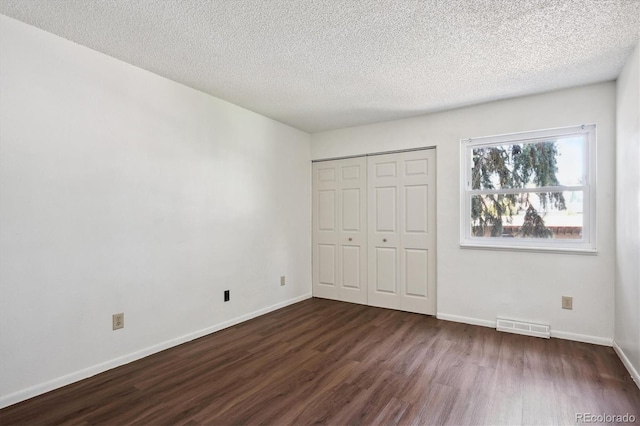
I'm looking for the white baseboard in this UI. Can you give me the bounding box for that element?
[436,313,496,328]
[613,341,640,389]
[436,312,612,346]
[550,330,612,346]
[0,293,312,409]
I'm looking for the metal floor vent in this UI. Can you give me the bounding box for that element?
[496,317,550,339]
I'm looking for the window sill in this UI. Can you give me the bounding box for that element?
[459,242,597,255]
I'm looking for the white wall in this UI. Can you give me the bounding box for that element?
[312,82,617,344]
[615,42,640,385]
[0,15,311,407]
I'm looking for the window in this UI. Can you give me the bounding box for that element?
[460,124,596,253]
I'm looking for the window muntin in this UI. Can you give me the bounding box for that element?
[461,125,596,253]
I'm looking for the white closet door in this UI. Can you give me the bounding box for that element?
[367,150,436,315]
[312,158,367,304]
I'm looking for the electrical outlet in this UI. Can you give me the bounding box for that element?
[562,296,573,310]
[280,275,286,286]
[112,313,124,330]
[224,290,230,302]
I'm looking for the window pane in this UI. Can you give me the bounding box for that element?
[470,191,583,239]
[471,135,585,190]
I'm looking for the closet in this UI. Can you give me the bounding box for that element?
[312,149,436,315]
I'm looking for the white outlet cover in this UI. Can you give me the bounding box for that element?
[112,313,124,330]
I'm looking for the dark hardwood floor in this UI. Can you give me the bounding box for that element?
[2,298,639,425]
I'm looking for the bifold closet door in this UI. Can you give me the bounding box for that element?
[367,149,436,315]
[312,158,367,304]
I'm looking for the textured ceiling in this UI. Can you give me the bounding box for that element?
[1,1,639,133]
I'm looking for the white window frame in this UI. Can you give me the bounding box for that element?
[460,124,597,254]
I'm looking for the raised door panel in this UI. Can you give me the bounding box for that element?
[341,245,360,289]
[375,187,396,232]
[404,249,428,297]
[342,165,361,180]
[375,248,397,294]
[342,188,361,232]
[318,167,336,183]
[318,244,336,286]
[318,190,336,231]
[375,161,397,178]
[405,185,428,233]
[405,158,428,176]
